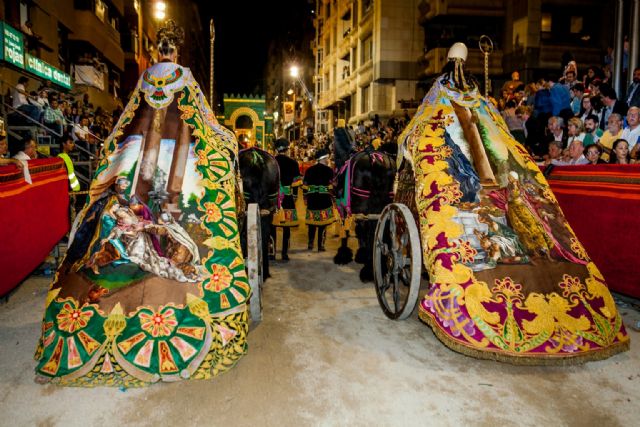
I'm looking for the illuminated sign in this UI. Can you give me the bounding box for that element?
[25,54,72,89]
[2,22,25,68]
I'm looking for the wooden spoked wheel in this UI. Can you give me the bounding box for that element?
[246,203,263,324]
[373,203,422,320]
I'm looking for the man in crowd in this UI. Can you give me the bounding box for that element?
[43,98,65,139]
[600,85,628,130]
[626,67,640,108]
[623,107,640,157]
[13,138,38,161]
[57,134,80,191]
[11,77,40,122]
[550,139,588,165]
[599,113,624,162]
[570,83,584,115]
[544,116,568,149]
[583,114,603,147]
[72,116,91,150]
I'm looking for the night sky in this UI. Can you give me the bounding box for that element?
[197,0,314,97]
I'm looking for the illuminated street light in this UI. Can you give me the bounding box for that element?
[287,88,294,95]
[289,65,299,78]
[154,1,166,19]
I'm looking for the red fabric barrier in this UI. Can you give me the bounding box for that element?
[546,164,640,297]
[0,158,70,296]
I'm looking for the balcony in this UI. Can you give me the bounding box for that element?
[419,0,504,21]
[69,10,124,71]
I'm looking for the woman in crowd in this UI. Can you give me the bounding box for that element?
[584,144,605,165]
[578,94,601,123]
[566,117,586,147]
[609,139,632,164]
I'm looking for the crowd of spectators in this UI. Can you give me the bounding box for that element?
[7,76,121,157]
[498,62,640,166]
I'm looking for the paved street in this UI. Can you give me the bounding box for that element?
[1,217,640,427]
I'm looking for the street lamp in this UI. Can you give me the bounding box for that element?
[289,65,300,78]
[154,1,167,20]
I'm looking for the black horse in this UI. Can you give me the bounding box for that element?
[333,129,397,282]
[238,146,280,280]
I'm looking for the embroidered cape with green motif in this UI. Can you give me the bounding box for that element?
[35,61,250,386]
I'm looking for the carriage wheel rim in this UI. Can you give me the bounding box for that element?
[373,203,422,320]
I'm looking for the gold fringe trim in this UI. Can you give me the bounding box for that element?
[418,309,630,366]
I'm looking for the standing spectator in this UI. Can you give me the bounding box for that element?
[13,138,38,161]
[548,79,572,119]
[57,134,80,191]
[599,85,628,130]
[626,67,640,108]
[533,79,552,117]
[609,139,631,164]
[583,115,603,147]
[502,71,522,97]
[579,94,601,123]
[569,83,584,116]
[599,113,623,162]
[583,66,598,88]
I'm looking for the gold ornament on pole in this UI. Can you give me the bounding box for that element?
[478,35,494,97]
[210,18,215,113]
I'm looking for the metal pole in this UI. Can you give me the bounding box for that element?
[210,18,215,113]
[629,0,640,89]
[613,0,624,97]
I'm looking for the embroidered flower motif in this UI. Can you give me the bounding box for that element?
[440,183,463,205]
[56,302,94,333]
[203,202,222,223]
[456,239,478,264]
[139,308,178,337]
[570,237,589,261]
[492,277,524,302]
[205,264,233,292]
[559,274,585,297]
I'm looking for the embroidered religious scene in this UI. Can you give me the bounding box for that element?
[34,21,250,386]
[391,43,630,364]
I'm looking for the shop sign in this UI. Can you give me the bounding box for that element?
[25,54,72,89]
[2,22,25,68]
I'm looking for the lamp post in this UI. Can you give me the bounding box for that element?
[153,1,166,20]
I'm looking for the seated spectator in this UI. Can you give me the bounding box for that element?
[13,138,38,161]
[566,117,586,146]
[543,140,564,165]
[11,77,40,122]
[550,138,588,165]
[584,144,604,165]
[609,138,632,164]
[43,98,65,138]
[570,83,584,116]
[626,67,640,108]
[622,107,640,154]
[544,116,568,148]
[33,88,49,111]
[599,113,624,162]
[0,134,23,169]
[583,114,603,147]
[72,116,90,144]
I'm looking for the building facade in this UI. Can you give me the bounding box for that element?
[418,0,615,95]
[314,0,424,130]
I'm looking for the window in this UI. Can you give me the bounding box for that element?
[541,13,552,32]
[19,1,29,26]
[361,35,372,64]
[95,0,107,23]
[570,16,583,34]
[361,84,370,112]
